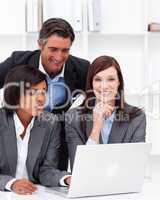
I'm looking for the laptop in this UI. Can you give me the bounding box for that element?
[48,143,151,198]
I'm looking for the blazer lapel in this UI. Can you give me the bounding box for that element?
[72,110,87,144]
[26,117,46,178]
[108,120,129,143]
[85,113,93,140]
[2,115,17,176]
[64,57,78,93]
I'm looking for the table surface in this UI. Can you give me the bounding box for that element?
[0,155,160,200]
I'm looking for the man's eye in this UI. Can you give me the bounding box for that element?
[62,49,70,53]
[50,48,57,52]
[49,48,70,53]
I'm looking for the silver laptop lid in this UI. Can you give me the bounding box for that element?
[68,143,151,198]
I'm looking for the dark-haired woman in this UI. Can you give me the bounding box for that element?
[0,65,70,194]
[65,55,146,171]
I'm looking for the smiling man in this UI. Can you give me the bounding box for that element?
[0,18,89,109]
[0,18,90,171]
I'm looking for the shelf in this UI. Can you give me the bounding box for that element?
[147,32,160,36]
[2,32,160,37]
[0,34,25,37]
[88,32,146,37]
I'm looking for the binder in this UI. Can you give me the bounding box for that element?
[43,0,71,23]
[72,0,82,32]
[43,0,82,32]
[26,0,38,32]
[88,0,101,32]
[0,0,25,34]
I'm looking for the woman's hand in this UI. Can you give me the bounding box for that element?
[11,178,37,195]
[90,102,114,143]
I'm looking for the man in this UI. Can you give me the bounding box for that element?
[0,18,90,170]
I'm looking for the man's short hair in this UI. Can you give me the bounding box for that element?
[39,18,75,44]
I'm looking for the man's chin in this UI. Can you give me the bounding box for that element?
[51,71,61,77]
[49,65,64,76]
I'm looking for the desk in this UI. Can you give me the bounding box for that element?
[0,156,160,200]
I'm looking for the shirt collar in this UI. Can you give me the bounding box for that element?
[13,112,35,139]
[39,55,65,79]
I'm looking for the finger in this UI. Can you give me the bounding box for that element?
[105,108,114,116]
[22,183,37,192]
[16,188,33,195]
[105,110,111,117]
[105,107,114,117]
[21,179,37,191]
[105,103,115,111]
[26,181,37,191]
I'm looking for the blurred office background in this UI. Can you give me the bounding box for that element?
[0,0,160,154]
